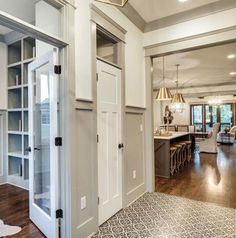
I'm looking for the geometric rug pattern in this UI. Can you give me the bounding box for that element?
[92,193,236,238]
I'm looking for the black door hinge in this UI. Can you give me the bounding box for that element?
[97,135,99,143]
[56,209,63,218]
[98,197,100,205]
[55,137,62,146]
[54,65,62,75]
[96,73,98,81]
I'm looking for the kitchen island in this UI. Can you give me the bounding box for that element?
[154,132,190,178]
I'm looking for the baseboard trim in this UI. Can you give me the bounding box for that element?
[126,183,146,206]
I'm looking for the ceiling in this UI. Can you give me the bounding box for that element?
[129,0,220,22]
[152,43,236,94]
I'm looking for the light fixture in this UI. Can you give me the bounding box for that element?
[227,54,235,59]
[178,0,188,2]
[94,0,128,7]
[156,56,172,100]
[208,97,222,106]
[170,64,186,113]
[229,72,236,76]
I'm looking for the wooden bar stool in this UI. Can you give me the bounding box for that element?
[170,147,177,176]
[178,142,187,166]
[183,141,192,162]
[172,144,182,172]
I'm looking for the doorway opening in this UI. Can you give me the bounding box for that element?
[152,42,236,209]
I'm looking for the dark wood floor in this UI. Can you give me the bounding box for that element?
[0,184,45,238]
[155,143,236,209]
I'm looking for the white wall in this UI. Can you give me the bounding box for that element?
[144,8,236,47]
[0,43,7,110]
[35,0,61,57]
[75,0,146,107]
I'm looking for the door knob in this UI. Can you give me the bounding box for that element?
[118,143,124,149]
[34,147,41,151]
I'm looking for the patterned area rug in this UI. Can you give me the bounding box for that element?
[0,219,21,237]
[93,193,236,238]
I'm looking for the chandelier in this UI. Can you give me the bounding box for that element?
[170,64,186,113]
[94,0,128,7]
[156,56,172,101]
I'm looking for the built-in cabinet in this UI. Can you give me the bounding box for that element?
[7,37,35,189]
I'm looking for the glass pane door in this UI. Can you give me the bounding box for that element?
[34,63,51,215]
[220,104,233,131]
[28,49,59,238]
[192,105,203,131]
[205,105,217,132]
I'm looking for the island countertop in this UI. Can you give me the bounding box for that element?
[154,132,189,140]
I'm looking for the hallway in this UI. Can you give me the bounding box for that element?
[0,184,45,238]
[94,144,236,237]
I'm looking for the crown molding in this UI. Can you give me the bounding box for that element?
[118,0,236,33]
[118,2,145,32]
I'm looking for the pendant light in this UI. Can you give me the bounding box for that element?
[170,64,186,113]
[156,56,172,101]
[94,0,128,7]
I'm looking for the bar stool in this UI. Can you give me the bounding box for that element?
[183,141,192,162]
[178,142,187,166]
[170,147,177,176]
[172,144,182,172]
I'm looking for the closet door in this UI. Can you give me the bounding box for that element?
[28,49,59,238]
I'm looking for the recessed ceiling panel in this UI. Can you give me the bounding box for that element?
[129,0,220,22]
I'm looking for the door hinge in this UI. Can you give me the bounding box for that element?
[54,65,62,75]
[56,209,63,218]
[96,73,98,81]
[55,137,62,146]
[97,135,99,143]
[98,197,100,205]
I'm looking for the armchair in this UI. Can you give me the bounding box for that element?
[217,126,236,144]
[199,123,220,153]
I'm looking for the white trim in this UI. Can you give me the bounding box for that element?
[126,183,145,196]
[127,191,146,207]
[76,217,95,230]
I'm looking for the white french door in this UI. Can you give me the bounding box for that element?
[28,49,59,238]
[97,60,122,225]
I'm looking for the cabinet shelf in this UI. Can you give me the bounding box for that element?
[7,37,35,189]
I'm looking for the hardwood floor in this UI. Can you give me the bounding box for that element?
[155,143,236,209]
[0,184,45,238]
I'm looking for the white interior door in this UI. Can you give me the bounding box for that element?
[97,60,122,225]
[28,49,59,238]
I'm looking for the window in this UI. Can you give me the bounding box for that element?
[96,30,118,65]
[191,105,203,131]
[220,104,233,131]
[191,103,234,132]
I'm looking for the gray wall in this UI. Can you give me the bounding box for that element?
[125,111,146,205]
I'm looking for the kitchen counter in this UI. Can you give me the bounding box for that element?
[154,132,190,178]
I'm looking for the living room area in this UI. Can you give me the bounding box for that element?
[153,42,236,209]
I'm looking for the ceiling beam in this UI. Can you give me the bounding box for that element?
[153,81,236,91]
[183,90,236,98]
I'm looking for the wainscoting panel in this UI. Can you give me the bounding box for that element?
[73,108,98,238]
[125,112,146,205]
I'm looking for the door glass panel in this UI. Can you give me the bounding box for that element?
[192,105,203,131]
[205,105,217,132]
[220,104,233,131]
[33,62,51,216]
